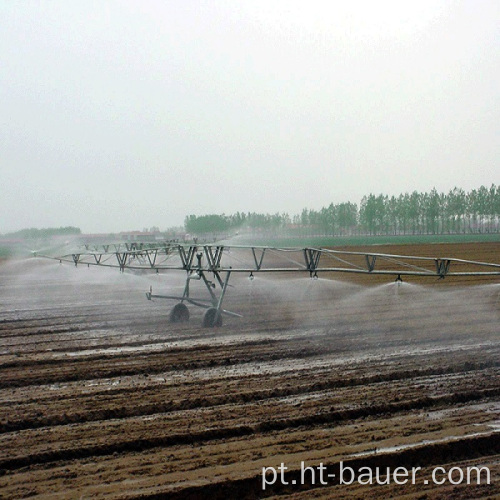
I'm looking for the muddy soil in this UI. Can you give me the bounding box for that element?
[0,242,498,499]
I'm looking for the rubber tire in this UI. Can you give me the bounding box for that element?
[169,303,190,323]
[202,307,223,328]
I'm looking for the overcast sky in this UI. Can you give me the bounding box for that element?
[1,0,498,233]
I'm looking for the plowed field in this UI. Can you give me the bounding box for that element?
[0,242,498,499]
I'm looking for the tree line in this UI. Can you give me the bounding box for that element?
[1,226,82,239]
[184,185,500,236]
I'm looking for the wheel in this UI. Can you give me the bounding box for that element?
[169,303,190,323]
[202,307,223,328]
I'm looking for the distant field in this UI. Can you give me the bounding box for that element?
[231,232,500,248]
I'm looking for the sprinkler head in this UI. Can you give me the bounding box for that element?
[249,272,254,281]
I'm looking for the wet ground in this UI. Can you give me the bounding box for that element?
[0,242,498,498]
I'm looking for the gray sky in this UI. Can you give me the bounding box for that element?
[1,0,498,234]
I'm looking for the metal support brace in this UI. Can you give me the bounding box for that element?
[366,255,377,272]
[195,269,232,313]
[199,271,218,305]
[204,246,224,271]
[146,249,158,268]
[304,249,321,277]
[251,248,266,270]
[179,246,197,270]
[435,259,451,278]
[215,271,232,315]
[181,271,192,302]
[116,252,128,272]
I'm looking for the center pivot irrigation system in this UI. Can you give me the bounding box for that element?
[40,243,500,327]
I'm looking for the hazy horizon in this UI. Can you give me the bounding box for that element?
[2,1,498,233]
[1,181,497,236]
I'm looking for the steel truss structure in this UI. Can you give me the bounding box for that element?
[41,244,500,327]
